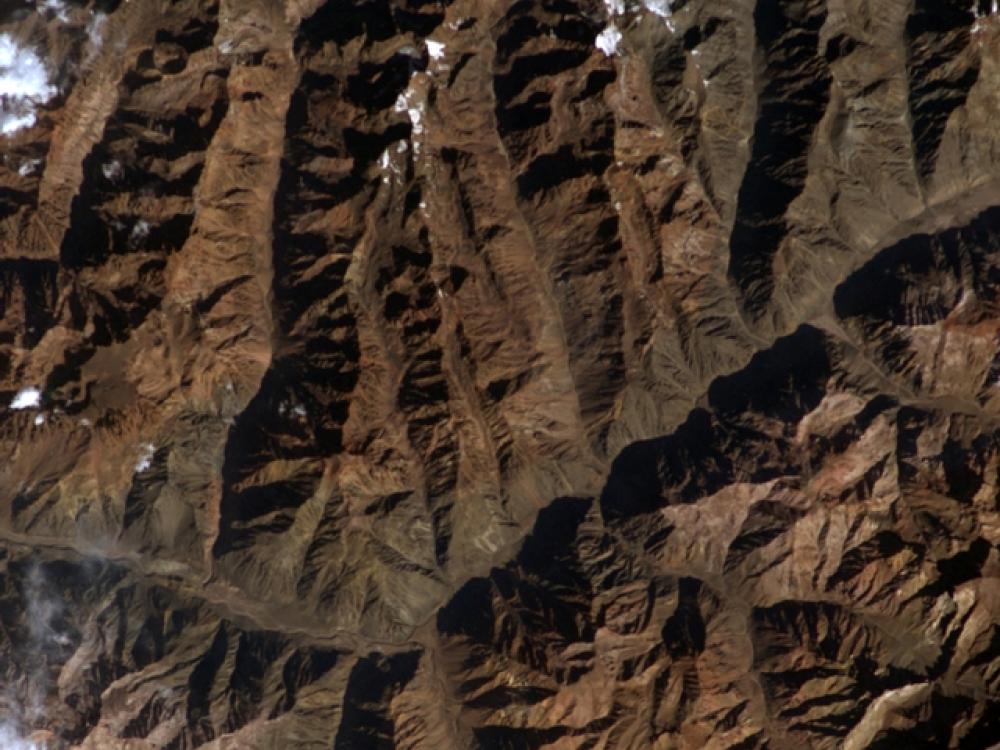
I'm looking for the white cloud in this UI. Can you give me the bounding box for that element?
[0,722,40,750]
[10,387,41,410]
[596,25,622,56]
[25,565,61,645]
[0,564,79,749]
[1,113,37,134]
[17,564,69,727]
[426,39,446,60]
[0,34,56,137]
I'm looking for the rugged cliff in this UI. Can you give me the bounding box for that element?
[1,0,1000,747]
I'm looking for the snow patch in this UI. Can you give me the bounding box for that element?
[596,25,622,56]
[642,0,673,17]
[395,91,424,136]
[39,0,71,22]
[101,160,122,180]
[10,387,41,410]
[604,0,625,15]
[642,0,676,31]
[278,400,307,418]
[18,159,41,176]
[378,145,404,183]
[33,414,45,426]
[135,443,156,473]
[426,39,446,60]
[394,86,426,154]
[86,12,107,50]
[0,35,57,136]
[972,0,999,31]
[130,219,150,240]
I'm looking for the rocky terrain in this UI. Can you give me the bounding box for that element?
[1,0,999,747]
